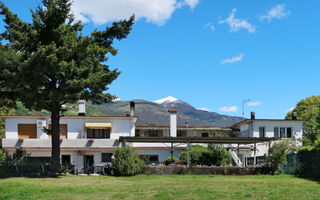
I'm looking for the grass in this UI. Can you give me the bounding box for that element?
[0,174,319,200]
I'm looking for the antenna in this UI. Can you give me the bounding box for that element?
[242,99,250,120]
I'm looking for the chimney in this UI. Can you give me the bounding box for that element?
[292,112,297,120]
[130,101,135,117]
[168,109,178,137]
[78,100,86,116]
[185,122,189,128]
[250,112,255,120]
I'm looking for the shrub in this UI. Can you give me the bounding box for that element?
[163,156,179,165]
[0,149,6,165]
[208,145,232,166]
[180,145,232,166]
[265,140,292,174]
[112,146,144,176]
[180,145,210,165]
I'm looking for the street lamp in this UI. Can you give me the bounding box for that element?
[242,99,250,120]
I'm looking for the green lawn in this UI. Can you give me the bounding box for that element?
[0,174,319,200]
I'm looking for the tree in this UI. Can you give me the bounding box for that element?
[265,140,294,174]
[0,0,134,171]
[286,95,320,145]
[112,146,144,176]
[0,99,14,148]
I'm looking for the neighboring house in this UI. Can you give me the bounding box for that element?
[1,102,304,171]
[229,112,304,166]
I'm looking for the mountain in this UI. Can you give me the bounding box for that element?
[13,97,242,126]
[97,96,242,126]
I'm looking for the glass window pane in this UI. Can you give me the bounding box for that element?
[259,127,265,138]
[274,127,279,138]
[280,128,285,138]
[287,128,292,138]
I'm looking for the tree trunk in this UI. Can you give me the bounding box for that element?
[50,106,61,172]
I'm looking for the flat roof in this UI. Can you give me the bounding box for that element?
[0,115,137,119]
[136,125,231,131]
[230,119,305,128]
[119,136,277,144]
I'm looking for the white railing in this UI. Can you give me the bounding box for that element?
[229,149,243,167]
[2,139,119,148]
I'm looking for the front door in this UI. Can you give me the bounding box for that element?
[84,155,94,173]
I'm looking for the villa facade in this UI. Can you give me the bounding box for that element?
[1,101,304,171]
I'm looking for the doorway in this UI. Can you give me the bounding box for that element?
[84,155,94,173]
[61,155,71,165]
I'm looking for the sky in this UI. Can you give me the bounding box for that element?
[1,0,320,119]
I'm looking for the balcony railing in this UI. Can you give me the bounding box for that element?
[2,139,119,149]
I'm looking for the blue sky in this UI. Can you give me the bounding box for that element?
[1,0,320,119]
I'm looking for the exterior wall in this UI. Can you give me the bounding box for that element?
[135,149,183,162]
[251,121,303,140]
[5,117,135,140]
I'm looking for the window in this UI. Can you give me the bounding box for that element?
[202,132,209,138]
[18,124,37,139]
[101,153,112,162]
[145,130,162,137]
[177,130,187,137]
[274,127,279,138]
[280,128,285,138]
[259,127,265,138]
[87,128,111,139]
[61,155,71,165]
[49,124,68,139]
[286,127,292,138]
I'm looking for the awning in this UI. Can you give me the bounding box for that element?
[85,123,112,129]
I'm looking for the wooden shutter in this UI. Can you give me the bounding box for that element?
[18,124,37,139]
[49,124,68,139]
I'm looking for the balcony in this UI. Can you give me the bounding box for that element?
[2,139,119,149]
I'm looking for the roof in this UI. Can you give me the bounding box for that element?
[230,119,305,128]
[136,125,231,131]
[0,115,137,119]
[119,136,277,144]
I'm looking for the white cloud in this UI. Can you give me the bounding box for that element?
[219,8,255,33]
[198,107,210,112]
[286,107,295,113]
[71,0,199,26]
[220,106,237,112]
[260,4,290,22]
[204,22,215,32]
[248,101,261,106]
[221,53,244,64]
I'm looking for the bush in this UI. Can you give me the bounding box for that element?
[208,145,232,166]
[179,145,232,166]
[180,145,210,165]
[163,156,179,165]
[112,146,144,176]
[265,140,292,174]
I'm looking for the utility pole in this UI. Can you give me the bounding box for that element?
[242,99,250,120]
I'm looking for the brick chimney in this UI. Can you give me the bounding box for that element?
[250,112,255,120]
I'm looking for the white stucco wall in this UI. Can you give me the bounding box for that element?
[5,116,136,140]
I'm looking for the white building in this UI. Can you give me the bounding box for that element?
[1,103,304,171]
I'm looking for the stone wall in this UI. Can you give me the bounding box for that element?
[142,166,271,175]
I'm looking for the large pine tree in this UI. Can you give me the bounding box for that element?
[0,0,134,171]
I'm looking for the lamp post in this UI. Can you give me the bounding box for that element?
[242,99,250,120]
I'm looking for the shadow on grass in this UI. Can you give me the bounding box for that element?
[296,175,320,184]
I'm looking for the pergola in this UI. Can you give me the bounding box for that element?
[119,136,278,167]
